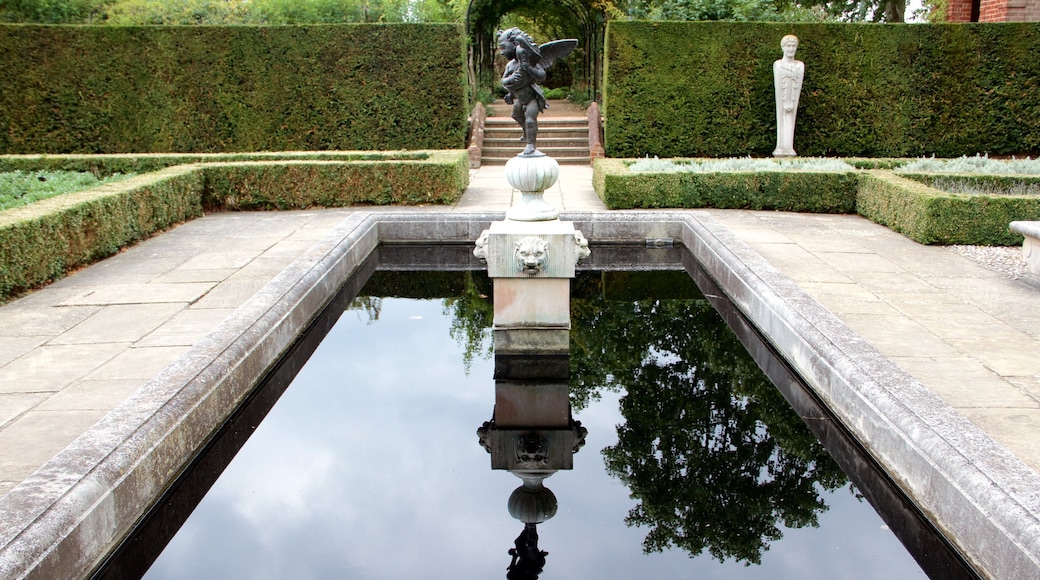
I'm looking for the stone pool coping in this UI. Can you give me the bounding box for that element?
[0,210,1037,578]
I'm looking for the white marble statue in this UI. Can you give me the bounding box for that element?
[773,35,804,157]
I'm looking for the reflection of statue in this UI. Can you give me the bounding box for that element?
[507,524,548,580]
[773,35,804,157]
[497,28,578,155]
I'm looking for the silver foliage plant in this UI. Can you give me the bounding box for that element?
[900,154,1040,175]
[627,156,855,173]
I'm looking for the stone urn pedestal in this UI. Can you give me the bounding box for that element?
[474,151,590,355]
[505,152,560,222]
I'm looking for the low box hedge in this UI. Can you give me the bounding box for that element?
[0,150,468,301]
[0,151,433,177]
[0,166,205,299]
[201,152,468,210]
[595,159,1040,246]
[857,172,1040,246]
[593,158,858,213]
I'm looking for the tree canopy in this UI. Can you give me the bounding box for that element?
[570,273,848,564]
[0,0,465,24]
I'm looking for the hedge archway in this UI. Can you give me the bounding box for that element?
[465,0,606,100]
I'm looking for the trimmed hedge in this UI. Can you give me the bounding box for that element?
[0,151,432,176]
[593,158,858,213]
[858,172,1040,245]
[0,167,205,298]
[0,150,469,300]
[594,159,1040,246]
[604,22,1040,158]
[0,24,467,154]
[201,153,469,209]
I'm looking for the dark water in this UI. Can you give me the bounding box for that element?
[101,266,971,579]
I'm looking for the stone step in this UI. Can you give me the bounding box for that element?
[484,137,590,148]
[485,124,588,132]
[486,116,587,125]
[483,145,590,155]
[481,156,592,166]
[479,116,592,166]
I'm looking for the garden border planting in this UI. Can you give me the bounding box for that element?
[594,159,1040,246]
[0,151,468,301]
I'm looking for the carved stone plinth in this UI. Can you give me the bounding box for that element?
[474,219,589,279]
[505,153,560,222]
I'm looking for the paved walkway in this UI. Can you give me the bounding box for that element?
[1,163,1038,503]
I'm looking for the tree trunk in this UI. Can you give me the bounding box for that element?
[884,0,906,22]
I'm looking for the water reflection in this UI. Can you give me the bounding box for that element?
[479,327,588,579]
[121,268,931,579]
[570,272,848,565]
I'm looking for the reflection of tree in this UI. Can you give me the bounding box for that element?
[571,279,847,565]
[347,295,383,323]
[442,271,494,373]
[363,269,849,564]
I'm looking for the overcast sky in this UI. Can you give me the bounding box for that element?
[145,297,926,580]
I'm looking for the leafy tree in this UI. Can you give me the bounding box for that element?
[570,278,848,565]
[0,0,463,24]
[620,0,826,21]
[0,0,106,23]
[619,0,907,22]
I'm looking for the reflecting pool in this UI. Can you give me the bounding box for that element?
[104,266,960,579]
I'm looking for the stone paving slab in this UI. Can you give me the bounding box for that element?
[0,208,356,497]
[707,209,1040,477]
[0,166,1038,577]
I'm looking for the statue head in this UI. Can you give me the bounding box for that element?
[515,237,549,276]
[498,27,536,59]
[780,35,798,58]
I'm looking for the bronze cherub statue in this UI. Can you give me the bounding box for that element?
[497,28,578,156]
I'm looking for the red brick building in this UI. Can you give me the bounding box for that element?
[946,0,1040,21]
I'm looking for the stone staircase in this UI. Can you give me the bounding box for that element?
[480,116,591,165]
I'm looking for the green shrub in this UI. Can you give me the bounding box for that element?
[596,158,1040,245]
[0,170,134,210]
[0,150,468,300]
[899,173,1040,197]
[899,155,1040,175]
[0,24,467,154]
[0,167,205,298]
[594,158,858,212]
[201,154,468,209]
[542,87,571,100]
[857,172,1040,245]
[627,156,855,173]
[0,151,430,176]
[604,21,1040,158]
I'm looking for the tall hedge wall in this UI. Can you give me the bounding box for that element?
[0,24,467,154]
[604,22,1040,158]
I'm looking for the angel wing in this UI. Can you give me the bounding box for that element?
[533,39,578,70]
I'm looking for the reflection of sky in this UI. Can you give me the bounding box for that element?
[145,298,926,580]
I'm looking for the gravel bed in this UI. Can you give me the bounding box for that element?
[949,245,1028,280]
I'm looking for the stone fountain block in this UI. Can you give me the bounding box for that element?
[485,429,576,471]
[493,328,570,355]
[494,381,571,428]
[477,219,588,279]
[493,278,570,329]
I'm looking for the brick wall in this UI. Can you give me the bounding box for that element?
[947,0,976,21]
[946,0,1040,20]
[1006,0,1040,20]
[979,0,1009,20]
